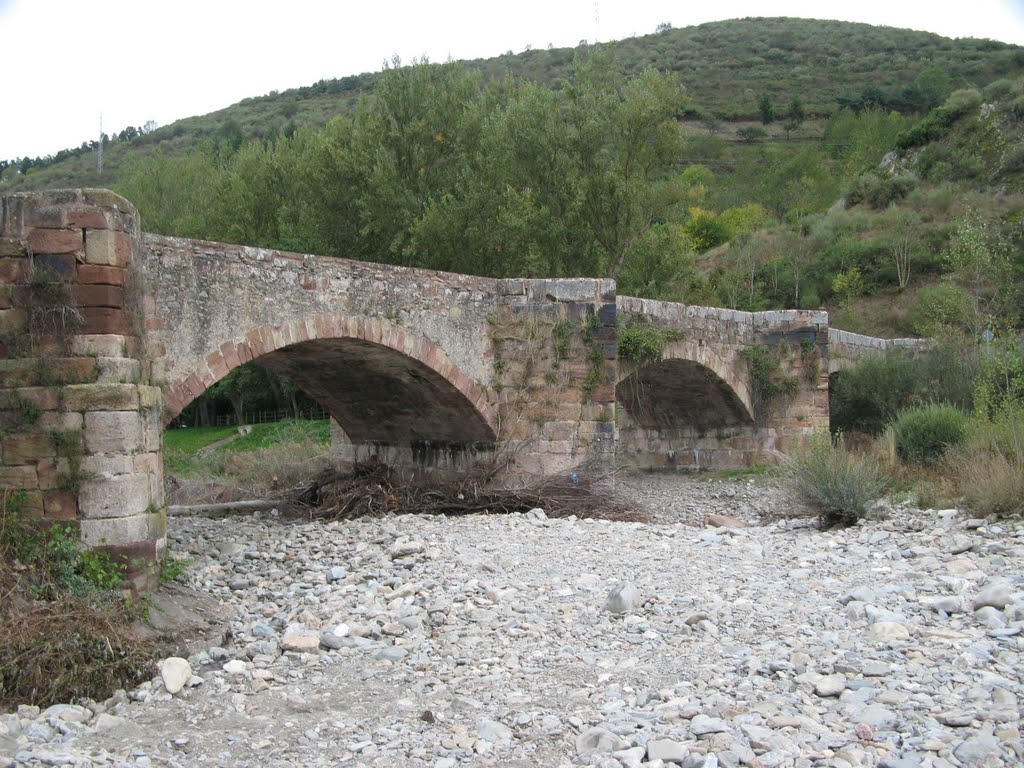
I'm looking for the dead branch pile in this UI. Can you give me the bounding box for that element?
[288,458,648,523]
[0,568,157,709]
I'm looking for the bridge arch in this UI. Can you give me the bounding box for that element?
[616,339,754,431]
[162,313,498,446]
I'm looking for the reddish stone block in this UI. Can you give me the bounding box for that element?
[43,491,78,520]
[27,227,83,255]
[0,239,27,258]
[74,284,124,308]
[0,257,28,282]
[185,373,204,399]
[81,306,131,335]
[162,390,182,419]
[32,252,78,276]
[2,433,55,465]
[313,315,330,339]
[220,341,240,370]
[237,341,253,363]
[207,351,228,380]
[77,264,126,285]
[25,206,67,229]
[144,317,165,331]
[245,328,266,357]
[21,491,44,519]
[36,457,61,490]
[65,206,109,230]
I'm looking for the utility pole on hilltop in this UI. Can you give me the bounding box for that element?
[96,115,104,174]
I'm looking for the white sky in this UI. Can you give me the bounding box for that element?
[2,0,1024,160]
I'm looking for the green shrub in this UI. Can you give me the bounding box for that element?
[942,88,983,116]
[1,489,154,709]
[741,345,798,423]
[786,431,886,527]
[0,494,125,597]
[846,172,917,210]
[908,283,974,337]
[891,403,969,465]
[831,344,978,436]
[982,79,1014,99]
[617,321,681,363]
[1009,94,1024,121]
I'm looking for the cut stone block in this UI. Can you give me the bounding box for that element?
[79,472,150,518]
[84,410,144,454]
[62,383,139,411]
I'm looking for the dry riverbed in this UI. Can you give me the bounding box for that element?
[2,474,1022,768]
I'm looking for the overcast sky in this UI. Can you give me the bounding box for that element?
[2,0,1024,161]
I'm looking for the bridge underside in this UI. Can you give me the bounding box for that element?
[617,359,751,432]
[255,339,497,473]
[616,359,769,471]
[256,339,494,444]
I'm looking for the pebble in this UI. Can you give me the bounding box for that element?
[3,475,1022,767]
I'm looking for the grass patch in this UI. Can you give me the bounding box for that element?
[225,419,331,451]
[164,419,332,503]
[163,419,330,479]
[163,425,239,454]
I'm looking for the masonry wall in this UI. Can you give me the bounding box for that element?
[0,190,165,587]
[615,299,830,470]
[491,279,618,479]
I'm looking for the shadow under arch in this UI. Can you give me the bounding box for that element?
[616,339,754,432]
[162,314,497,448]
[617,356,754,433]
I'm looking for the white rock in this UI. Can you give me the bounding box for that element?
[158,657,192,696]
[814,674,846,697]
[604,582,642,614]
[868,621,910,642]
[475,718,512,745]
[973,581,1013,610]
[647,738,689,762]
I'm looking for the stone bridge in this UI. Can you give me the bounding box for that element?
[0,190,917,584]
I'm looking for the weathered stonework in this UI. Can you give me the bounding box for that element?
[827,328,928,373]
[615,298,830,471]
[0,189,164,588]
[0,188,924,582]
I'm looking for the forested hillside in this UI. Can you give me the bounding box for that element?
[2,17,1022,341]
[4,17,1022,190]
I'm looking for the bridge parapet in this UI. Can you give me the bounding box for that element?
[827,328,929,373]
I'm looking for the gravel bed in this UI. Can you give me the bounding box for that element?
[2,474,1022,768]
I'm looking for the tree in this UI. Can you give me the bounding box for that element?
[942,212,1017,334]
[563,52,687,279]
[758,93,775,125]
[783,96,806,137]
[737,125,767,144]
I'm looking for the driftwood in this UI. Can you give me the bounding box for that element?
[285,458,648,523]
[168,499,279,517]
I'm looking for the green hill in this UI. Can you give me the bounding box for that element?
[3,17,1022,192]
